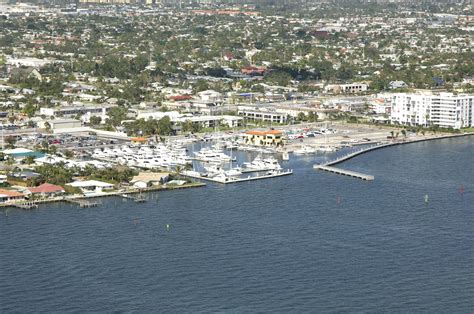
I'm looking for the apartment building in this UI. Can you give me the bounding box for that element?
[391,92,473,129]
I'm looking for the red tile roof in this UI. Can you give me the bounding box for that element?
[28,183,65,194]
[169,95,192,101]
[246,130,283,136]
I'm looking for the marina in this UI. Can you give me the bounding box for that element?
[3,135,473,312]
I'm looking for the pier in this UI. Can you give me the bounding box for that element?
[11,202,39,210]
[121,193,148,203]
[314,165,374,181]
[66,199,99,208]
[313,133,474,180]
[183,170,293,184]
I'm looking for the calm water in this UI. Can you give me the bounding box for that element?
[1,137,473,312]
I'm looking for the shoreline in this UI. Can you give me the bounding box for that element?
[0,181,206,210]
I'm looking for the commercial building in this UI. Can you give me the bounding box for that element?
[238,107,287,124]
[244,130,283,146]
[391,92,474,129]
[324,83,369,94]
[39,104,115,120]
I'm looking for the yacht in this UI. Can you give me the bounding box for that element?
[243,156,282,171]
[293,145,317,155]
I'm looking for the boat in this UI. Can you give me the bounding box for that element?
[293,145,317,155]
[243,156,282,171]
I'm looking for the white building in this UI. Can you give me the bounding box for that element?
[237,106,288,124]
[324,83,368,94]
[391,92,474,129]
[40,104,115,121]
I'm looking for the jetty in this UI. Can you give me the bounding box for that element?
[314,165,374,181]
[121,193,148,203]
[313,133,474,180]
[66,199,99,208]
[183,170,293,184]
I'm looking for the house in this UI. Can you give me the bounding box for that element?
[389,81,408,90]
[0,189,25,203]
[245,130,283,146]
[197,90,223,102]
[67,180,114,195]
[241,66,266,76]
[11,171,41,180]
[27,183,65,198]
[9,67,42,82]
[131,172,170,189]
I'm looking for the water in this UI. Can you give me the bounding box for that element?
[1,137,473,312]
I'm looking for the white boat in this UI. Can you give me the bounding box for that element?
[293,146,317,155]
[243,156,282,171]
[282,151,290,161]
[318,145,337,153]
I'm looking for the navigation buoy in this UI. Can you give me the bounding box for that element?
[336,196,342,204]
[459,185,465,195]
[166,224,170,231]
[424,194,429,203]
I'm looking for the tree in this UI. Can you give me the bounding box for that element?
[194,79,209,93]
[157,116,173,136]
[307,111,318,122]
[181,120,193,133]
[44,122,51,131]
[107,106,128,128]
[5,136,16,149]
[22,103,37,117]
[23,155,36,165]
[297,112,306,121]
[89,116,102,126]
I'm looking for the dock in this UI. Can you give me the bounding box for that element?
[11,202,39,210]
[65,199,99,208]
[314,165,374,181]
[313,133,474,181]
[121,193,148,203]
[183,170,293,184]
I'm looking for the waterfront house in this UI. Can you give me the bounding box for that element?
[67,180,114,195]
[244,130,283,146]
[131,172,170,189]
[27,183,65,198]
[0,189,25,203]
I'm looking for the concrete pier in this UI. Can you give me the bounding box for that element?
[314,165,374,181]
[183,170,293,184]
[313,133,474,181]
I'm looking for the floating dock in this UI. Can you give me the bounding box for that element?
[314,165,374,181]
[183,170,293,184]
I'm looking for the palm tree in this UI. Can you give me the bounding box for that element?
[174,165,184,179]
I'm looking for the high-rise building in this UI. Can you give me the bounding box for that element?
[391,92,474,129]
